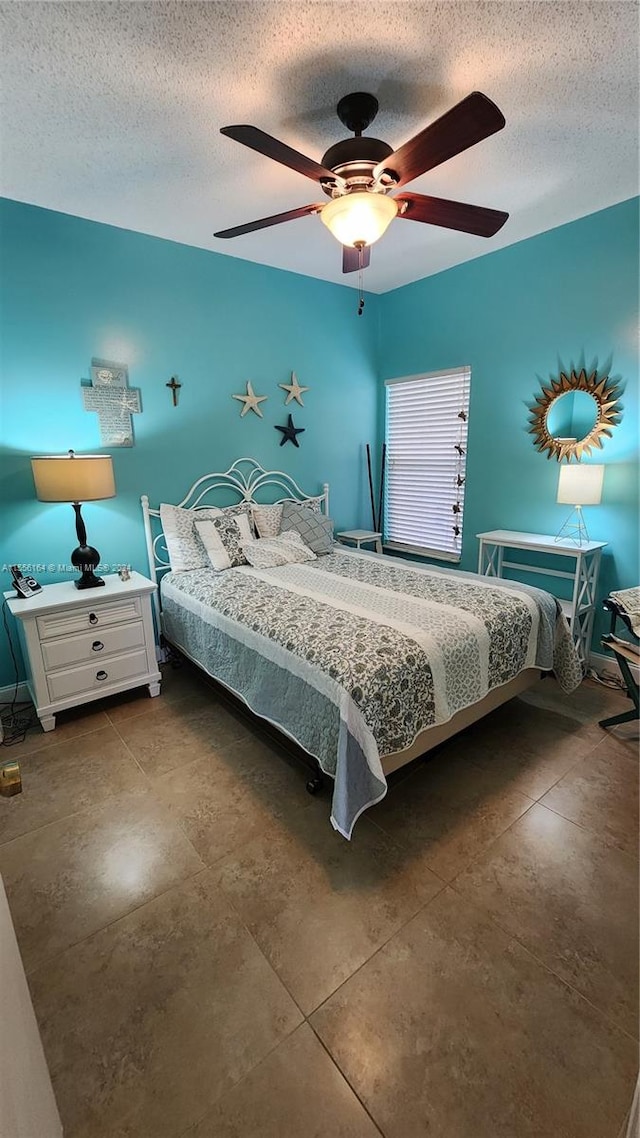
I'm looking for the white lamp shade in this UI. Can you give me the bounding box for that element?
[557,463,604,506]
[31,454,115,502]
[321,192,398,247]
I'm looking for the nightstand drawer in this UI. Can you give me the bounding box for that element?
[41,621,146,671]
[47,648,149,702]
[37,599,142,640]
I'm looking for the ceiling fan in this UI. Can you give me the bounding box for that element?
[214,90,509,275]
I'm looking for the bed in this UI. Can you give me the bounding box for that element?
[142,459,582,838]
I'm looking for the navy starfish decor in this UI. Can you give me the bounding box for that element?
[275,414,305,447]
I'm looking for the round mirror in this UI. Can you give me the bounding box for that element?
[545,390,599,442]
[528,368,623,462]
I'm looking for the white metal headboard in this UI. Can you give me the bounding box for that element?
[141,457,330,624]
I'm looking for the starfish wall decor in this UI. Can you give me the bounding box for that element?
[232,380,268,418]
[279,371,309,406]
[275,414,305,447]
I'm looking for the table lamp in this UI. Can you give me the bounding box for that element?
[31,450,116,589]
[556,463,604,546]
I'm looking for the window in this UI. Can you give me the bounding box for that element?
[384,366,471,562]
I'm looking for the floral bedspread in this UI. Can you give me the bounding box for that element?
[160,549,582,838]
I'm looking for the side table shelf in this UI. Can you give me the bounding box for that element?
[337,529,383,553]
[477,530,607,667]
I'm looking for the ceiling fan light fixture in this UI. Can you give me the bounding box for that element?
[320,192,398,248]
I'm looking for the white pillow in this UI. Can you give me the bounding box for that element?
[195,513,253,572]
[160,504,221,572]
[160,503,251,572]
[252,503,283,539]
[242,530,317,569]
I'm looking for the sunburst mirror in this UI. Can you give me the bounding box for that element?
[528,367,623,462]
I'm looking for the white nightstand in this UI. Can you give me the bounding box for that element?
[337,529,383,553]
[5,572,161,731]
[477,530,607,667]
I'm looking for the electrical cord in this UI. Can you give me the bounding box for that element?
[1,599,38,746]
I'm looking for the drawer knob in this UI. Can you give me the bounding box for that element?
[92,640,104,652]
[89,613,99,625]
[96,670,108,681]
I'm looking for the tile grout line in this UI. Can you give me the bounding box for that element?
[533,798,639,861]
[15,717,226,974]
[25,862,211,981]
[302,875,451,1021]
[202,861,310,1021]
[0,710,168,849]
[203,819,454,1043]
[367,790,539,885]
[0,718,113,764]
[446,878,640,1045]
[370,723,635,891]
[308,1021,387,1137]
[171,1020,323,1138]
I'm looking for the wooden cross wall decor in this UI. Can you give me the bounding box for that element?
[81,360,142,447]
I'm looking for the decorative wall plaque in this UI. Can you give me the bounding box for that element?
[82,358,142,446]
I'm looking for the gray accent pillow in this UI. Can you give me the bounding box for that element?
[279,501,334,554]
[195,514,253,571]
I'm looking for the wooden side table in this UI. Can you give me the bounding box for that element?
[5,571,161,731]
[337,529,383,553]
[477,529,607,667]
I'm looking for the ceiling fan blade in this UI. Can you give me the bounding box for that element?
[396,192,509,237]
[342,245,372,273]
[214,203,323,239]
[221,125,345,190]
[374,91,506,189]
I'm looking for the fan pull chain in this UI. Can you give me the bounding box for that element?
[357,242,365,316]
[355,244,362,316]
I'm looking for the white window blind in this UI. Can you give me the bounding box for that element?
[384,366,471,562]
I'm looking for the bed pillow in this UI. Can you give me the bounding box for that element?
[243,530,317,569]
[160,504,221,572]
[252,503,283,539]
[194,513,253,572]
[279,501,334,555]
[160,502,251,572]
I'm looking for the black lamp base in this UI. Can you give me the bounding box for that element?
[70,502,106,589]
[74,568,105,590]
[71,544,105,589]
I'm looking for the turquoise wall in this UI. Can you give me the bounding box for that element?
[0,199,380,686]
[378,196,639,647]
[1,196,637,688]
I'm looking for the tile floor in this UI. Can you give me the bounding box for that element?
[0,664,637,1138]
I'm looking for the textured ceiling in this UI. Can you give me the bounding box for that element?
[1,1,637,292]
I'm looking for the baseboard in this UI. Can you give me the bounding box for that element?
[590,650,639,685]
[0,682,30,705]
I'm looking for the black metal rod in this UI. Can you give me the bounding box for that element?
[365,444,376,530]
[377,442,386,534]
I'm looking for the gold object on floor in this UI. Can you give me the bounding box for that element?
[0,761,22,796]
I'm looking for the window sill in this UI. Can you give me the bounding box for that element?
[383,541,462,564]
